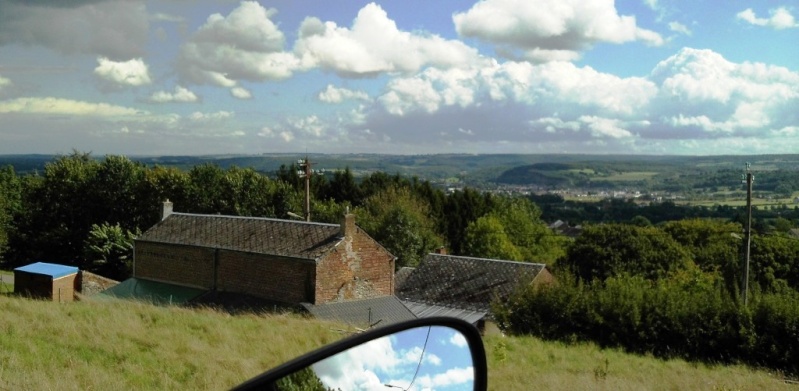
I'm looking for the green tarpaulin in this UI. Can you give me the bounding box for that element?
[97,278,207,305]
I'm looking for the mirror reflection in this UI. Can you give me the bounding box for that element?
[275,326,475,391]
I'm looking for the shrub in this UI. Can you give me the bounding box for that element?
[497,274,799,375]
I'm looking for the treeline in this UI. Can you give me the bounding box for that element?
[0,152,563,280]
[497,221,799,375]
[533,195,799,233]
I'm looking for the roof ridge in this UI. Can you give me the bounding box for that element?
[169,212,340,228]
[426,253,546,267]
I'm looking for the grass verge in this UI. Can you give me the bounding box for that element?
[0,295,793,390]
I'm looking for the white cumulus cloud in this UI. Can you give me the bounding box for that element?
[177,1,301,88]
[294,3,479,77]
[94,57,151,87]
[150,86,198,103]
[230,87,253,99]
[0,97,142,117]
[737,7,798,29]
[318,85,370,103]
[453,0,664,62]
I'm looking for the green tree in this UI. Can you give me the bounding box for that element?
[773,217,793,233]
[219,166,273,216]
[83,222,140,280]
[443,188,495,255]
[135,165,191,225]
[274,366,332,391]
[490,196,566,263]
[461,215,523,261]
[661,219,741,293]
[0,166,21,262]
[560,224,691,282]
[750,235,799,292]
[186,163,227,214]
[11,152,101,267]
[630,215,652,227]
[326,167,362,205]
[357,186,442,268]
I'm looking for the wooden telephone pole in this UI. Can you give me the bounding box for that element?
[298,157,313,222]
[742,163,754,306]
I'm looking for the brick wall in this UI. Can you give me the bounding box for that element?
[216,250,315,304]
[315,227,394,304]
[134,241,215,289]
[14,272,77,302]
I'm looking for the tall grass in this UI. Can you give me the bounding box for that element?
[0,295,342,390]
[0,295,793,390]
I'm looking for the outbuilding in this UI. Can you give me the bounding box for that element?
[129,201,396,306]
[13,262,80,302]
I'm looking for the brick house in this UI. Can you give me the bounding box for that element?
[132,202,395,305]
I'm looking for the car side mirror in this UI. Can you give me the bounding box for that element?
[232,317,488,391]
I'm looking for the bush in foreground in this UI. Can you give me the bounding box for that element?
[496,273,799,375]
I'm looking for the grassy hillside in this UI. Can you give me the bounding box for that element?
[0,295,793,390]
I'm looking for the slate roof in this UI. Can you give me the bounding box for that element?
[136,213,343,260]
[302,296,417,328]
[402,300,486,325]
[396,254,546,312]
[393,267,415,294]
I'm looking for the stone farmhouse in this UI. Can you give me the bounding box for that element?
[129,202,395,306]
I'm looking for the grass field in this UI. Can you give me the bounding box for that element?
[590,171,659,182]
[0,295,794,390]
[0,270,12,293]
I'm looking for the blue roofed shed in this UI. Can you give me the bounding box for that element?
[14,262,80,302]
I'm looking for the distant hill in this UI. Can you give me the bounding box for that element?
[495,163,575,187]
[4,153,799,191]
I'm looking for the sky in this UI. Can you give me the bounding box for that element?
[311,325,474,390]
[0,0,797,156]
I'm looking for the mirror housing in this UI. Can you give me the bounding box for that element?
[232,317,488,391]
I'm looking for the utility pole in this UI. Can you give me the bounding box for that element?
[298,157,313,222]
[742,163,754,306]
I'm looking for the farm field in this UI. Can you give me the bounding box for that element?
[0,295,794,390]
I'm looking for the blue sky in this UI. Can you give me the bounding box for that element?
[0,0,797,155]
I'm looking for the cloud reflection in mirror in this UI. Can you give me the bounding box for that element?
[276,325,476,391]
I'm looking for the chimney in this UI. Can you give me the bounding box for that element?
[435,246,447,255]
[340,213,356,239]
[161,199,173,221]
